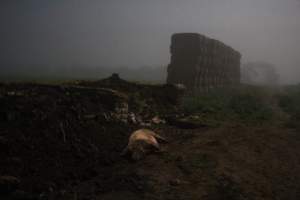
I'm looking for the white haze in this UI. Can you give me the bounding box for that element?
[0,0,299,84]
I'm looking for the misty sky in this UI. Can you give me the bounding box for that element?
[1,0,300,83]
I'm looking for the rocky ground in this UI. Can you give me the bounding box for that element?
[0,75,300,200]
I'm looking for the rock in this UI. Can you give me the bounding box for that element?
[151,116,166,124]
[173,83,186,91]
[169,178,181,186]
[128,113,137,124]
[140,122,151,127]
[7,91,24,96]
[0,176,20,195]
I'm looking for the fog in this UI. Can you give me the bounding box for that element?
[1,0,300,84]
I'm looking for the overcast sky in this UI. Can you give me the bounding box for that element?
[0,0,299,83]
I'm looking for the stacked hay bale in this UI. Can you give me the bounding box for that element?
[167,33,241,93]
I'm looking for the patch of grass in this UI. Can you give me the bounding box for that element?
[182,86,274,125]
[229,92,273,123]
[278,84,300,129]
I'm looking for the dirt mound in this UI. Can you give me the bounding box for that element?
[74,74,185,116]
[0,76,185,199]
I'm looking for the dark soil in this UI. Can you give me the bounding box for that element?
[1,77,300,200]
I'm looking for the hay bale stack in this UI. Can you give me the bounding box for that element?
[167,33,241,93]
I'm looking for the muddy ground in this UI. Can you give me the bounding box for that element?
[0,76,300,200]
